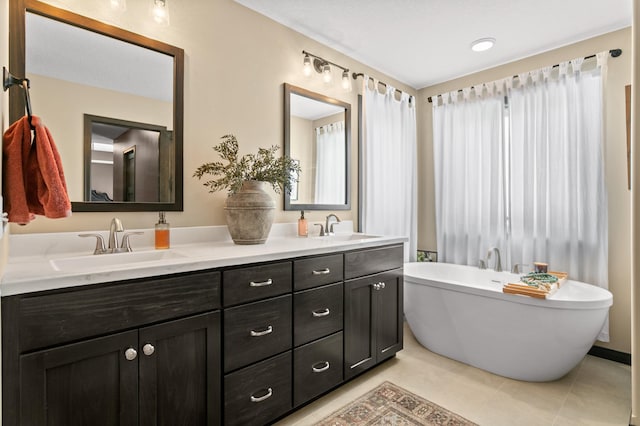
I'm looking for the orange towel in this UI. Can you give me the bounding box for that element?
[2,115,72,224]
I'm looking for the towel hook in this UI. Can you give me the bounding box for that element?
[3,66,34,130]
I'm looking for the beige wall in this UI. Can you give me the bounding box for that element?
[9,0,415,234]
[631,0,639,422]
[289,116,313,204]
[418,28,632,353]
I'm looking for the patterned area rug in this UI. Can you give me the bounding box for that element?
[314,381,478,426]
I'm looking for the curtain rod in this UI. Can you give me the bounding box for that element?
[352,72,411,99]
[427,48,622,103]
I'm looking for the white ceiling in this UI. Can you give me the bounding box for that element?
[234,0,632,90]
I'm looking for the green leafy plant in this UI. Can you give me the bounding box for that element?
[193,134,301,195]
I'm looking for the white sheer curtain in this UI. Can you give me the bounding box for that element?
[509,54,609,340]
[432,85,506,266]
[361,76,417,261]
[314,121,346,204]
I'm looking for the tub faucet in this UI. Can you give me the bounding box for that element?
[486,247,502,272]
[108,217,124,251]
[325,214,341,235]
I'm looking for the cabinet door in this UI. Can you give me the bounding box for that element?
[375,270,404,362]
[139,312,221,426]
[343,277,376,379]
[20,330,138,426]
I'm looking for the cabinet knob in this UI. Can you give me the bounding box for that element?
[124,347,137,361]
[250,325,273,337]
[312,308,330,318]
[250,387,273,403]
[372,283,380,290]
[143,343,155,356]
[312,361,330,373]
[379,282,386,289]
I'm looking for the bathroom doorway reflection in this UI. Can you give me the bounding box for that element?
[84,114,174,203]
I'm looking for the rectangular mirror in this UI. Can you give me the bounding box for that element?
[284,83,351,211]
[9,0,184,212]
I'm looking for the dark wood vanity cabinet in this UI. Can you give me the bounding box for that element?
[344,245,404,380]
[2,270,222,426]
[2,243,404,426]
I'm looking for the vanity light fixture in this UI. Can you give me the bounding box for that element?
[341,70,352,92]
[110,0,126,11]
[303,54,313,77]
[471,37,496,52]
[322,63,332,84]
[301,50,351,91]
[152,0,170,25]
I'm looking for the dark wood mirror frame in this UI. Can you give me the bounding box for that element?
[9,0,184,212]
[283,83,351,211]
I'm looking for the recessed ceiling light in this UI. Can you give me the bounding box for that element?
[471,38,496,52]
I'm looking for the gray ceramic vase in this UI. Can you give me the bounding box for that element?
[224,180,275,245]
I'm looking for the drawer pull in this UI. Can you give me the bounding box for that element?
[250,325,273,337]
[312,308,331,318]
[250,278,273,287]
[250,387,273,403]
[312,361,330,373]
[312,268,331,275]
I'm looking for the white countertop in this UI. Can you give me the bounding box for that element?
[2,221,407,296]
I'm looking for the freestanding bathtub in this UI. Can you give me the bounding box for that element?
[404,262,613,382]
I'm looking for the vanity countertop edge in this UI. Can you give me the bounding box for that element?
[1,222,407,296]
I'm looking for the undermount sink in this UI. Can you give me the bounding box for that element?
[50,250,186,272]
[313,233,381,241]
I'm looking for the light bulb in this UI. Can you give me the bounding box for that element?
[341,70,352,91]
[153,0,170,25]
[303,55,312,77]
[322,63,332,84]
[110,0,126,11]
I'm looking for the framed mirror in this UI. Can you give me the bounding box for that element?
[284,83,351,211]
[9,0,184,212]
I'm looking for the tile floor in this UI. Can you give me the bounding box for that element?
[276,323,631,426]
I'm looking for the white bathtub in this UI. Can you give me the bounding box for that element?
[404,262,613,382]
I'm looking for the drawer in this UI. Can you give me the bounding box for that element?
[293,332,343,407]
[224,351,292,426]
[345,244,403,279]
[294,254,343,290]
[224,294,292,372]
[223,262,292,306]
[293,283,343,346]
[15,270,221,352]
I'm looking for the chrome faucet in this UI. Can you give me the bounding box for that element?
[512,263,528,274]
[486,247,502,272]
[79,218,143,255]
[325,214,341,235]
[108,218,124,251]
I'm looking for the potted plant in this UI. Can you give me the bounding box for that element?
[194,134,301,244]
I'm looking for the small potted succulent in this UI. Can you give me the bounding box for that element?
[194,134,301,244]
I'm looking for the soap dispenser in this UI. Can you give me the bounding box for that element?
[298,211,308,237]
[155,212,170,249]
